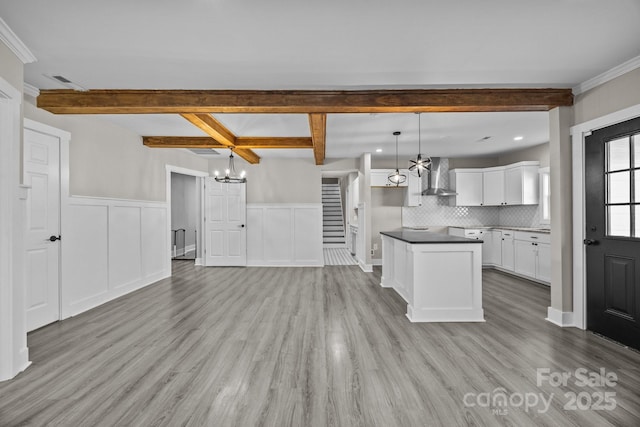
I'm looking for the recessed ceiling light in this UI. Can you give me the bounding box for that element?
[376,148,382,153]
[514,136,524,141]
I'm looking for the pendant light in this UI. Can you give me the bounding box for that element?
[213,148,246,183]
[388,131,407,186]
[408,113,431,177]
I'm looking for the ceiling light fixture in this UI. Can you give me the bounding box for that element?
[214,148,246,183]
[408,113,431,177]
[376,148,383,153]
[388,131,407,186]
[514,136,524,141]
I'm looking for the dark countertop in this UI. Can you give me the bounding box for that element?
[380,230,483,244]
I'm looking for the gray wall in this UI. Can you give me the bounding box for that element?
[24,100,209,201]
[0,42,23,91]
[171,173,197,250]
[574,67,640,124]
[209,157,321,204]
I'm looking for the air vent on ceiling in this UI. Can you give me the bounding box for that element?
[44,74,87,91]
[188,148,221,157]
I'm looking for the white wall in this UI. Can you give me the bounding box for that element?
[171,173,197,251]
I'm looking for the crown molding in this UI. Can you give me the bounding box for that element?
[23,83,40,98]
[0,17,36,64]
[0,19,35,64]
[573,55,640,96]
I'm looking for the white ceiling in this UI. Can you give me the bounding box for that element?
[2,0,640,159]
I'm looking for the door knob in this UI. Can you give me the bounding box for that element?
[239,224,245,228]
[583,239,597,245]
[48,235,61,242]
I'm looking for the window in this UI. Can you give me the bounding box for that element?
[539,167,550,225]
[605,133,640,237]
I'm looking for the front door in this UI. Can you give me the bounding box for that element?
[23,127,60,331]
[585,116,640,350]
[204,179,247,266]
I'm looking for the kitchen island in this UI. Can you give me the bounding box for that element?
[380,230,484,322]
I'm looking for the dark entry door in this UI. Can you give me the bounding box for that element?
[585,116,640,350]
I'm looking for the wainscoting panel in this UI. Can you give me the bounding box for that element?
[247,204,323,267]
[61,197,170,318]
[109,206,142,290]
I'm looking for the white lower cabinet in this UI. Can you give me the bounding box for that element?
[448,227,549,284]
[488,230,502,266]
[514,240,537,277]
[500,231,515,271]
[513,231,550,284]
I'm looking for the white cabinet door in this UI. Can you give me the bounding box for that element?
[449,170,483,206]
[481,230,492,265]
[536,242,551,283]
[371,169,409,187]
[490,230,503,265]
[505,165,539,205]
[514,240,537,277]
[501,234,514,271]
[482,169,505,206]
[371,170,390,187]
[406,172,422,206]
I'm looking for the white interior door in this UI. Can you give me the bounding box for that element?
[204,179,246,266]
[24,128,60,331]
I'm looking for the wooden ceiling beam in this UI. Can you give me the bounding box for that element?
[308,113,326,165]
[180,113,236,146]
[37,88,573,114]
[235,137,313,149]
[143,136,313,149]
[180,113,260,164]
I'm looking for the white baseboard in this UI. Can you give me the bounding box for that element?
[195,257,203,266]
[247,263,323,268]
[371,258,382,266]
[358,260,373,273]
[546,307,575,327]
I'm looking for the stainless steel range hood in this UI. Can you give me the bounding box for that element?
[421,157,457,196]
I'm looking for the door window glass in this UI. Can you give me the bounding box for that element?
[605,134,639,237]
[608,137,630,171]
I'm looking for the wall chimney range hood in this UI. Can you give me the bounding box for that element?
[421,157,457,196]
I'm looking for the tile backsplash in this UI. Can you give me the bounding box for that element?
[402,158,546,229]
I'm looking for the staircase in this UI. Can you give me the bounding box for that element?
[322,183,346,246]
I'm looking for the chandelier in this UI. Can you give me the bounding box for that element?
[388,131,407,186]
[214,149,246,183]
[408,113,431,177]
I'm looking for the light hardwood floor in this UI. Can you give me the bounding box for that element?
[1,262,640,426]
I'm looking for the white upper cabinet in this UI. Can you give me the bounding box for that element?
[482,167,506,206]
[450,161,539,206]
[405,172,422,206]
[371,169,409,187]
[504,163,539,205]
[449,169,483,206]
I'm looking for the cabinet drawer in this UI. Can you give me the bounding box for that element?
[514,231,550,244]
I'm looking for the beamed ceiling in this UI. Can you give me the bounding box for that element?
[37,88,573,164]
[2,1,639,162]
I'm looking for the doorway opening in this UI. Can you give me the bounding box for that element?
[166,166,208,268]
[322,170,359,265]
[171,173,198,261]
